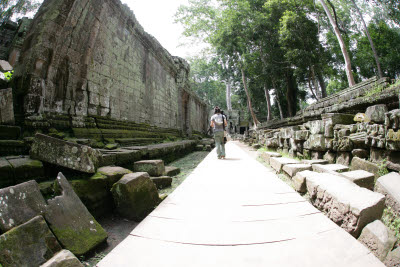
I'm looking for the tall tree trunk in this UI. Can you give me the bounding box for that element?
[264,84,272,121]
[225,80,232,111]
[320,0,355,87]
[308,76,319,101]
[310,66,321,99]
[285,71,297,117]
[240,67,259,127]
[350,0,383,78]
[316,68,327,98]
[276,94,284,120]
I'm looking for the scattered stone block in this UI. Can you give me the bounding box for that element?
[111,172,159,221]
[252,144,261,149]
[0,88,14,124]
[269,157,300,172]
[301,159,328,165]
[97,166,132,187]
[282,164,312,178]
[0,158,14,188]
[352,149,369,159]
[323,151,336,164]
[0,180,47,232]
[164,166,180,176]
[8,156,45,184]
[312,164,349,174]
[358,220,396,261]
[0,125,20,140]
[113,149,142,166]
[351,157,380,179]
[30,134,102,173]
[354,113,370,123]
[311,151,324,159]
[0,216,62,267]
[384,247,400,267]
[260,151,281,165]
[306,172,385,237]
[45,173,108,255]
[0,60,13,71]
[375,172,400,217]
[40,249,84,267]
[98,153,117,167]
[133,160,165,177]
[336,152,351,166]
[339,170,375,190]
[293,170,317,193]
[151,176,172,189]
[366,104,388,124]
[303,134,329,151]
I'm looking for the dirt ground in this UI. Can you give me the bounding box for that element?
[82,151,210,266]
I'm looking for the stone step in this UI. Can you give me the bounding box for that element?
[337,170,375,190]
[282,164,312,178]
[260,151,281,165]
[301,159,328,165]
[270,157,300,172]
[375,172,400,217]
[312,163,349,174]
[305,172,385,237]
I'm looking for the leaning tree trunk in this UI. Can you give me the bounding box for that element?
[350,0,383,78]
[320,0,355,87]
[276,94,284,120]
[264,85,272,121]
[226,80,232,111]
[285,71,298,117]
[316,68,327,98]
[310,66,321,99]
[240,68,259,127]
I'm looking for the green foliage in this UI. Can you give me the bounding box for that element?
[382,207,400,241]
[0,0,41,24]
[377,159,389,177]
[3,70,13,81]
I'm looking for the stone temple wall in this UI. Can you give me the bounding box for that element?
[250,77,400,172]
[12,0,208,138]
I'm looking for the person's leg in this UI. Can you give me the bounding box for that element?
[221,141,226,158]
[214,133,222,158]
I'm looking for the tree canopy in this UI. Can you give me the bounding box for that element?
[0,0,41,25]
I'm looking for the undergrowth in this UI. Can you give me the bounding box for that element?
[382,207,400,243]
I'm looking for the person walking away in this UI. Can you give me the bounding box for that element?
[210,107,227,159]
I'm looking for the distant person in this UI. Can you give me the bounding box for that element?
[210,107,227,159]
[221,110,228,144]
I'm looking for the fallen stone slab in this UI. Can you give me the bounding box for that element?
[312,163,349,174]
[8,156,45,184]
[351,157,380,179]
[112,149,142,166]
[134,160,165,177]
[30,134,102,173]
[260,151,281,165]
[306,172,385,237]
[293,170,318,193]
[270,157,300,172]
[151,176,172,189]
[45,173,108,256]
[97,166,132,187]
[375,172,400,217]
[384,247,400,267]
[339,170,375,190]
[301,159,328,165]
[0,215,62,267]
[0,158,14,188]
[164,166,180,176]
[111,172,159,221]
[358,220,396,261]
[0,180,47,232]
[40,249,84,267]
[282,164,312,178]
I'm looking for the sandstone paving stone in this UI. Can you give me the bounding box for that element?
[301,159,328,165]
[164,166,180,176]
[306,172,385,237]
[282,164,312,178]
[8,156,45,184]
[111,172,159,221]
[133,160,165,177]
[97,166,132,187]
[384,247,400,267]
[260,151,281,165]
[351,157,380,179]
[292,170,317,193]
[0,180,47,232]
[30,134,102,173]
[0,158,14,188]
[40,249,84,267]
[312,163,349,173]
[358,220,396,261]
[375,172,400,216]
[338,170,375,190]
[45,173,108,256]
[270,157,300,172]
[151,176,172,189]
[0,215,62,267]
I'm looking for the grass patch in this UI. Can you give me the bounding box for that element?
[382,206,400,242]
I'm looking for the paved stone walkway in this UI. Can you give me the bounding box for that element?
[98,142,383,267]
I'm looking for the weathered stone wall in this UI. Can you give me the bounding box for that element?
[251,78,400,172]
[12,0,208,137]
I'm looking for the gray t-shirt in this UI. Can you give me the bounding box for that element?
[211,114,225,133]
